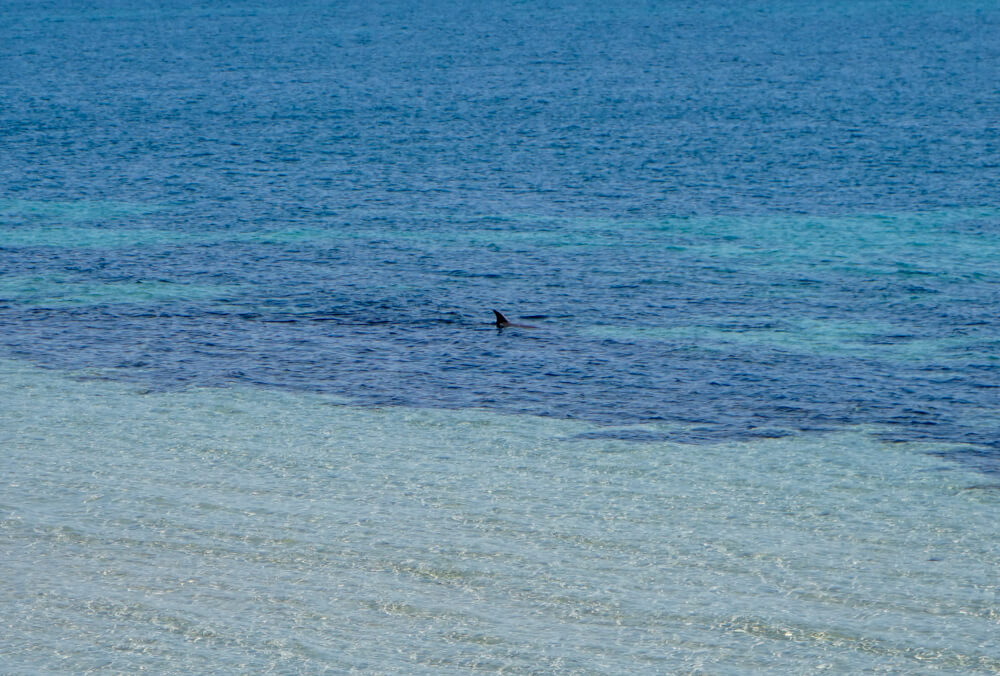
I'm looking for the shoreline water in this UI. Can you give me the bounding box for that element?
[3,358,998,673]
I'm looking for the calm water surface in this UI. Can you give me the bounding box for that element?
[2,0,999,673]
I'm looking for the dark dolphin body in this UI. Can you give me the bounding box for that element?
[493,309,538,329]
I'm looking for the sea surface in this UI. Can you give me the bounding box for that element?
[2,0,999,673]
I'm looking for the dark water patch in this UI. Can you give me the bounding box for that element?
[4,293,995,457]
[568,425,796,444]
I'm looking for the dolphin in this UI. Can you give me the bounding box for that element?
[493,309,538,329]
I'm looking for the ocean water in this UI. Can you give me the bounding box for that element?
[2,0,999,673]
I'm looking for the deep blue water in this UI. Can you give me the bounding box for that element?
[2,0,999,459]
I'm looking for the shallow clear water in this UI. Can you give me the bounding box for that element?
[2,0,999,672]
[4,359,999,674]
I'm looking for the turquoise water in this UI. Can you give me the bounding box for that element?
[3,0,1000,672]
[3,359,999,673]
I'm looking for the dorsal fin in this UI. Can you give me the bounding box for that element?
[492,309,509,326]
